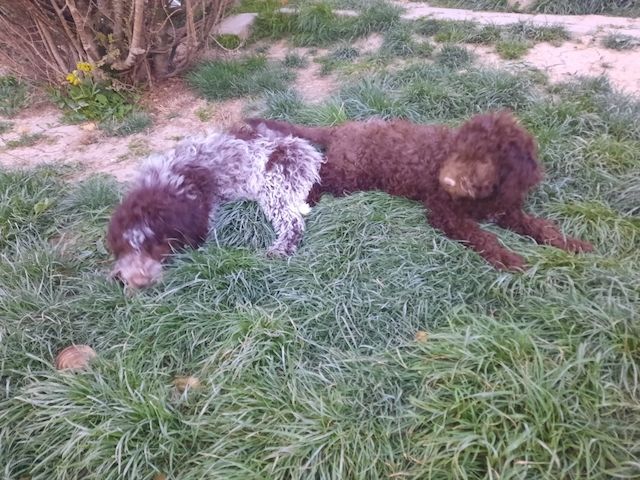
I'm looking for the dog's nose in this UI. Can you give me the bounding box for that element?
[127,272,153,289]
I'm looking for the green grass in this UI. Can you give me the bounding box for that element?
[329,45,360,60]
[0,120,13,134]
[214,34,243,50]
[427,0,640,15]
[187,56,294,100]
[266,63,536,123]
[282,52,310,68]
[316,45,361,75]
[532,0,640,16]
[434,43,474,67]
[495,37,532,59]
[3,41,640,479]
[415,19,569,54]
[601,32,640,50]
[422,19,500,43]
[427,0,513,10]
[506,22,569,43]
[194,104,215,122]
[381,25,434,58]
[99,111,152,137]
[249,0,402,46]
[0,76,29,117]
[233,0,282,13]
[4,132,45,149]
[2,111,640,477]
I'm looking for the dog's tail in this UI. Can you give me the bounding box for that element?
[245,118,332,146]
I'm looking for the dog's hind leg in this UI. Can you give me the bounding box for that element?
[496,211,594,253]
[259,198,306,257]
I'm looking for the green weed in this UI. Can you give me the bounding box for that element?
[214,34,242,50]
[250,0,402,46]
[187,56,294,100]
[0,76,29,117]
[0,120,13,134]
[381,25,433,58]
[496,37,532,58]
[434,44,474,67]
[427,0,512,10]
[194,104,216,122]
[52,63,134,123]
[601,33,640,50]
[532,0,640,16]
[4,132,45,149]
[282,52,310,68]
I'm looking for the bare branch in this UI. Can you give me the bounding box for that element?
[49,0,85,60]
[0,0,233,85]
[34,18,68,72]
[64,0,101,60]
[111,0,145,70]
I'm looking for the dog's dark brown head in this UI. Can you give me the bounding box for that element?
[439,152,499,200]
[106,190,173,290]
[439,111,541,202]
[107,184,211,290]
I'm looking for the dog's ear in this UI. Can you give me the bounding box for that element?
[496,132,543,204]
[502,131,540,181]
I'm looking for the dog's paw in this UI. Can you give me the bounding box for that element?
[564,237,594,253]
[266,247,285,259]
[490,250,526,272]
[266,245,297,258]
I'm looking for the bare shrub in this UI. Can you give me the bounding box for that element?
[0,0,232,85]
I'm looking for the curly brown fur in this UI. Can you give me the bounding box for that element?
[107,125,323,289]
[246,112,593,271]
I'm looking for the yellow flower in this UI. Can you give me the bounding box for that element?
[66,70,83,86]
[76,62,93,72]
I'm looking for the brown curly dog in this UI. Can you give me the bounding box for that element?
[246,112,593,270]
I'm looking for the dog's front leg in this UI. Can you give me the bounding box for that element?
[429,210,526,271]
[496,210,594,253]
[259,199,306,257]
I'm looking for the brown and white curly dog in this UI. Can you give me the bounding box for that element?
[246,112,593,270]
[107,124,323,289]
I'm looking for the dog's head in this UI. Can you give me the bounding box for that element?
[439,111,540,200]
[439,153,499,200]
[107,195,173,291]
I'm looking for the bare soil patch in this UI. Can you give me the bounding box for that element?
[0,79,245,180]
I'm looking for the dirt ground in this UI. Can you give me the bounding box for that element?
[1,4,638,180]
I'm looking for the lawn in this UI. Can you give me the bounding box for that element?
[424,0,640,16]
[1,2,640,478]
